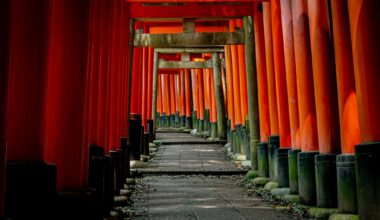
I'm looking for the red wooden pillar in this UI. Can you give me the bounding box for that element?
[130,47,143,115]
[280,0,300,149]
[308,0,340,154]
[6,0,54,217]
[292,0,319,206]
[44,0,90,190]
[263,2,279,136]
[308,0,341,208]
[291,0,318,152]
[236,19,248,123]
[141,46,149,132]
[330,0,360,214]
[96,0,111,149]
[180,71,186,122]
[271,0,291,148]
[147,47,154,120]
[254,3,271,143]
[197,69,205,131]
[184,70,192,128]
[225,46,235,132]
[348,1,380,219]
[191,70,199,121]
[229,20,242,128]
[0,1,10,217]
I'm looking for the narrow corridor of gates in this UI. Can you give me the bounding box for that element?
[1,1,380,220]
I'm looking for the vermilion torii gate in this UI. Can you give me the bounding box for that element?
[1,1,380,220]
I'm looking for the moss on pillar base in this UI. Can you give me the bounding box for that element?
[298,151,319,206]
[336,154,357,214]
[227,120,232,142]
[308,207,338,219]
[235,125,242,154]
[315,154,338,208]
[268,135,280,180]
[276,148,290,188]
[240,126,247,156]
[210,122,218,140]
[185,117,192,129]
[329,214,359,220]
[198,120,204,133]
[192,111,197,129]
[355,142,380,220]
[174,112,180,128]
[288,149,301,194]
[257,142,269,178]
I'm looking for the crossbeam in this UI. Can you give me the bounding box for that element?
[134,32,244,47]
[159,60,213,69]
[155,48,224,54]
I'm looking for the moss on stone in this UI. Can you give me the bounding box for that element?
[271,188,290,198]
[309,207,338,219]
[252,177,270,186]
[264,181,279,191]
[245,170,259,181]
[283,194,300,203]
[328,214,359,220]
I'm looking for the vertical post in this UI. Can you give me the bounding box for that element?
[212,53,227,140]
[126,19,135,140]
[244,16,260,170]
[151,50,159,134]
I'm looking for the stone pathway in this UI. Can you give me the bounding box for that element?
[130,132,306,220]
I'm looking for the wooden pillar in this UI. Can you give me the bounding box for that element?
[141,46,149,132]
[43,0,90,189]
[348,1,380,219]
[6,0,54,217]
[151,51,159,130]
[230,20,242,127]
[147,47,154,120]
[184,70,192,128]
[131,48,143,115]
[244,16,260,170]
[236,19,248,123]
[254,4,270,144]
[263,2,279,136]
[308,0,341,154]
[292,0,319,206]
[330,0,360,214]
[280,0,300,149]
[0,0,10,217]
[292,0,318,152]
[271,0,291,148]
[225,45,236,131]
[212,53,227,140]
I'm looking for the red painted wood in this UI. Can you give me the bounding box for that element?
[271,0,291,148]
[184,70,192,117]
[0,0,10,216]
[236,19,248,123]
[348,0,380,143]
[280,0,300,149]
[44,0,90,189]
[129,2,255,19]
[254,3,271,142]
[263,2,279,136]
[7,0,50,161]
[291,0,318,151]
[230,20,242,126]
[142,46,149,132]
[147,47,154,119]
[330,0,360,154]
[225,46,236,130]
[308,0,341,154]
[130,48,143,114]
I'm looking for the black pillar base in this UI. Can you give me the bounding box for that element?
[276,148,291,187]
[288,149,301,194]
[337,154,357,214]
[198,120,204,132]
[355,142,380,220]
[121,138,131,178]
[110,150,123,194]
[103,155,114,216]
[56,191,96,220]
[315,154,337,208]
[268,135,280,180]
[298,151,319,206]
[129,114,142,161]
[257,142,269,178]
[235,125,242,154]
[180,116,186,128]
[147,119,154,143]
[88,145,105,188]
[186,117,192,129]
[5,161,57,219]
[142,132,150,160]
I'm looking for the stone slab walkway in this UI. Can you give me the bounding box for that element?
[129,132,306,220]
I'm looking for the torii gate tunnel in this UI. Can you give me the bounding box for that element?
[0,0,380,219]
